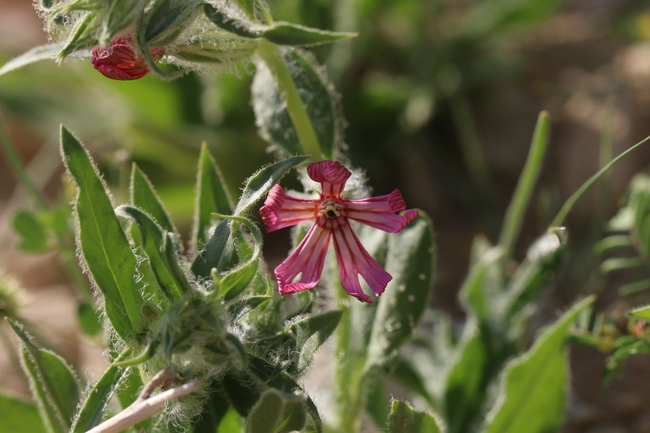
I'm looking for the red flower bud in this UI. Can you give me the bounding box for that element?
[91,38,164,80]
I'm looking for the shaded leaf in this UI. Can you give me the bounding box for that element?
[483,296,594,433]
[366,214,435,369]
[70,349,131,433]
[288,310,343,373]
[192,143,233,253]
[78,302,102,336]
[143,0,200,46]
[130,163,177,236]
[387,400,442,433]
[246,389,307,433]
[60,126,146,341]
[116,205,186,301]
[0,391,47,433]
[9,319,80,433]
[263,22,357,47]
[0,44,60,76]
[12,209,48,252]
[252,49,338,159]
[192,156,306,278]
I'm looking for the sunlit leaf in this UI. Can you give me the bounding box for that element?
[387,400,442,433]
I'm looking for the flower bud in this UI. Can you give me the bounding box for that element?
[91,37,164,80]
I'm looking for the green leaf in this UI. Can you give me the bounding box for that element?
[143,0,200,46]
[130,164,177,236]
[116,205,186,301]
[203,4,355,46]
[288,310,343,373]
[8,319,80,433]
[483,296,594,433]
[12,209,49,252]
[459,243,501,321]
[78,302,102,336]
[252,49,338,159]
[0,391,47,433]
[190,384,231,433]
[57,13,99,60]
[60,126,146,341]
[217,216,262,301]
[192,143,233,253]
[628,304,650,320]
[366,214,435,369]
[387,400,443,433]
[246,389,307,433]
[115,366,154,432]
[191,156,306,278]
[70,349,131,433]
[444,319,489,433]
[99,0,146,46]
[0,44,60,76]
[263,22,357,47]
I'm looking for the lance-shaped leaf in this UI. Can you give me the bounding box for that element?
[0,392,47,433]
[459,242,501,322]
[57,13,99,60]
[628,304,650,320]
[217,215,262,301]
[288,310,343,374]
[12,209,49,253]
[70,349,131,433]
[246,389,307,433]
[192,156,306,278]
[203,4,356,47]
[192,143,233,253]
[8,320,80,433]
[116,205,187,301]
[99,0,147,46]
[252,49,339,159]
[0,44,61,76]
[143,0,201,46]
[365,214,435,369]
[60,126,145,340]
[387,400,443,433]
[130,164,177,236]
[483,296,594,433]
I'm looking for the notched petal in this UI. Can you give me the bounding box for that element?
[307,160,351,186]
[260,184,316,232]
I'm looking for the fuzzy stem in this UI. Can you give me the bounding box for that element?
[256,40,323,160]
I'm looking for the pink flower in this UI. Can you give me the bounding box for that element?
[260,160,418,303]
[91,37,164,80]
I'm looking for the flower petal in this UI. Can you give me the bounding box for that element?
[260,184,317,232]
[346,190,418,233]
[332,222,392,302]
[275,223,331,294]
[307,161,351,197]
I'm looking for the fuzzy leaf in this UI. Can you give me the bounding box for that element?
[203,4,263,39]
[60,126,146,341]
[459,244,501,321]
[218,216,262,301]
[0,392,47,433]
[0,44,60,76]
[12,209,48,252]
[116,205,186,301]
[58,13,98,59]
[263,22,357,47]
[143,0,200,46]
[483,296,594,433]
[192,143,233,253]
[289,310,343,373]
[387,400,442,433]
[252,50,338,159]
[192,156,306,278]
[246,389,307,433]
[444,319,489,433]
[70,350,131,433]
[99,0,146,46]
[130,164,177,235]
[366,214,435,369]
[9,320,80,433]
[628,304,650,320]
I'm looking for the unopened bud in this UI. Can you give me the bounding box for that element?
[91,37,164,80]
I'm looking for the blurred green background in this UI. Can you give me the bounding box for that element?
[3,0,650,431]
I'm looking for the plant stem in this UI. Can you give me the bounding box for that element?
[498,111,550,264]
[256,41,323,160]
[550,134,650,228]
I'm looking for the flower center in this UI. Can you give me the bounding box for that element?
[319,199,343,219]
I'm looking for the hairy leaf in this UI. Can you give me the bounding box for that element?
[387,400,442,433]
[0,44,60,76]
[0,392,47,433]
[246,389,307,433]
[130,164,177,235]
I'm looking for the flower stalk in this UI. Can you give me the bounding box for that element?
[256,40,324,160]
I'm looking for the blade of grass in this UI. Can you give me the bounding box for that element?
[498,111,550,264]
[550,135,650,228]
